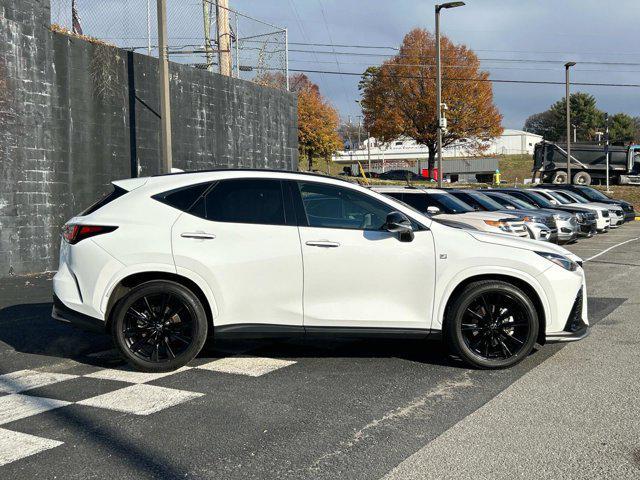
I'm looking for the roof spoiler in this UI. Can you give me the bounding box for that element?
[112,177,150,192]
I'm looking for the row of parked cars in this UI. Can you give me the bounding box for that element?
[371,184,635,243]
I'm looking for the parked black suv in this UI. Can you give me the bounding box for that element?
[534,184,635,222]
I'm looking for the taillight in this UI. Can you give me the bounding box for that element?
[62,224,118,244]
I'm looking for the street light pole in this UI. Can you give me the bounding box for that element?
[435,2,465,188]
[565,61,576,184]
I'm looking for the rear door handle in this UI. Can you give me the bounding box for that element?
[181,232,216,240]
[305,240,340,248]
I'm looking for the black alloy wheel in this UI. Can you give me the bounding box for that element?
[446,280,538,369]
[112,280,208,372]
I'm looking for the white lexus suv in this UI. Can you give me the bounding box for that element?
[53,170,589,371]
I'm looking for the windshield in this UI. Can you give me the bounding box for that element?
[468,192,504,211]
[429,193,475,213]
[525,191,556,209]
[561,191,590,203]
[501,194,536,209]
[576,186,609,201]
[547,191,572,204]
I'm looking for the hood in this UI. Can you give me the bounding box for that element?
[454,211,522,221]
[468,229,577,258]
[496,208,555,220]
[566,202,608,213]
[590,202,622,211]
[537,208,572,219]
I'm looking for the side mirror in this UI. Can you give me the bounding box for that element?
[550,199,558,205]
[506,205,516,210]
[384,211,414,241]
[426,206,441,215]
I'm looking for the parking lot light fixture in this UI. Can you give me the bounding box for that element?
[435,2,466,188]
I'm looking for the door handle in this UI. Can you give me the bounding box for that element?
[181,232,216,240]
[305,240,340,248]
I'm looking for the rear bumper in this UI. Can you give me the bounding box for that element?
[52,295,106,333]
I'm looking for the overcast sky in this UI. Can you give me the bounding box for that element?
[232,0,640,129]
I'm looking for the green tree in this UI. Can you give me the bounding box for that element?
[524,92,604,141]
[548,92,604,141]
[633,116,640,143]
[608,113,636,144]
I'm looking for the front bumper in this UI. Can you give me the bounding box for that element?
[546,289,589,343]
[577,220,597,237]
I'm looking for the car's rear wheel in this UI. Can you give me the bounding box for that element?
[445,280,539,369]
[111,280,208,372]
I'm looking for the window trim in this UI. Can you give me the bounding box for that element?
[291,180,426,232]
[193,178,291,227]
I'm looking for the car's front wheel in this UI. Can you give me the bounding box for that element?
[445,280,539,369]
[111,280,208,372]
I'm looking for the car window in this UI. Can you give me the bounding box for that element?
[197,179,287,226]
[298,182,393,230]
[154,182,211,213]
[547,191,571,204]
[576,186,609,201]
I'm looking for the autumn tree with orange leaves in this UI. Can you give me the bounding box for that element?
[359,28,503,173]
[256,73,342,171]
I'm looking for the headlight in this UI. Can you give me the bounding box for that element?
[484,220,513,232]
[535,251,578,271]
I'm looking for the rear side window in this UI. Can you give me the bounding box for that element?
[81,186,128,216]
[154,183,211,212]
[198,179,287,226]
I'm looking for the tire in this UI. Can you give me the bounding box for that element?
[551,171,568,184]
[573,171,591,185]
[445,280,539,369]
[111,280,208,372]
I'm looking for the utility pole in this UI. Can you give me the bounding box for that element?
[203,1,213,71]
[565,61,576,184]
[215,0,232,76]
[157,0,172,173]
[435,2,465,188]
[605,113,611,192]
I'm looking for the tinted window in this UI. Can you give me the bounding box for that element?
[200,179,286,225]
[576,186,608,201]
[155,183,211,212]
[298,182,392,230]
[81,186,127,216]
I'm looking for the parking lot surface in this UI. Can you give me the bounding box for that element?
[1,223,639,479]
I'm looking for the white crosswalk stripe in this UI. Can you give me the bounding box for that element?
[0,428,63,466]
[77,384,204,415]
[0,370,78,394]
[0,394,70,425]
[197,356,297,377]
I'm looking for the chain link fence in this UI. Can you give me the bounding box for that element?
[50,1,289,89]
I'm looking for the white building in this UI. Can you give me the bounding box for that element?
[332,129,543,172]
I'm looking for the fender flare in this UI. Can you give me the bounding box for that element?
[433,266,551,331]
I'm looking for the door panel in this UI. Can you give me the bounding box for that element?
[299,227,435,329]
[294,181,436,330]
[171,179,303,327]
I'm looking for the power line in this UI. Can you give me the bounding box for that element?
[286,41,640,58]
[288,48,640,66]
[279,67,640,87]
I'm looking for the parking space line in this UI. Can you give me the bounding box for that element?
[83,366,192,384]
[0,428,63,466]
[77,384,204,415]
[197,356,297,377]
[0,394,70,425]
[585,237,640,262]
[0,370,78,394]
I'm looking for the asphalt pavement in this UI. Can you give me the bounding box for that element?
[1,223,639,479]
